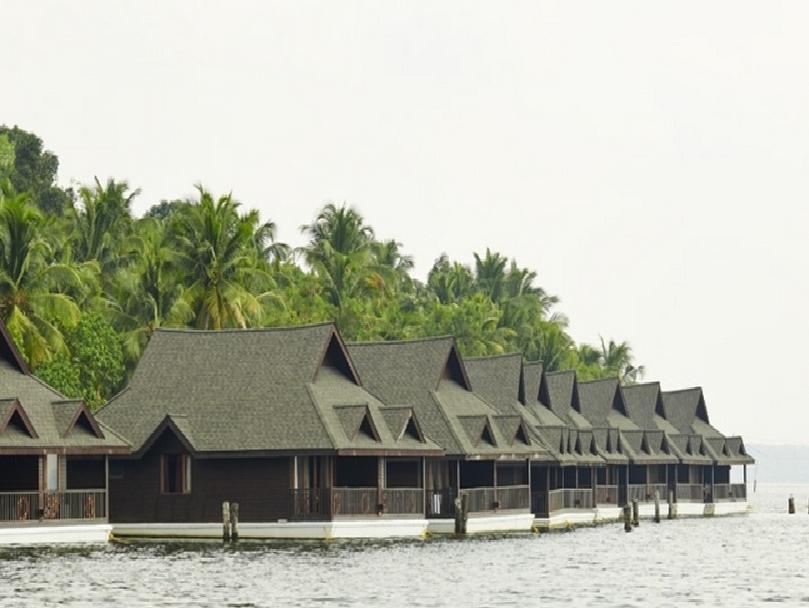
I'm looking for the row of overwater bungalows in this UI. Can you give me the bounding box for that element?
[0,321,753,544]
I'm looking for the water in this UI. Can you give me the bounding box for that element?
[1,484,808,607]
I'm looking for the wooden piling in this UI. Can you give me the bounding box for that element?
[230,502,239,542]
[623,504,632,532]
[654,490,660,523]
[667,490,676,520]
[631,499,639,527]
[454,493,468,535]
[788,495,795,514]
[222,501,231,542]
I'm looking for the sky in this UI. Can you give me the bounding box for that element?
[3,1,808,444]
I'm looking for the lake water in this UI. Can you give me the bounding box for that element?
[2,484,808,607]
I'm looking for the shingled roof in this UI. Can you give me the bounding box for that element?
[98,323,441,457]
[0,320,129,454]
[348,340,549,459]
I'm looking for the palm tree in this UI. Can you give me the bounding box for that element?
[71,177,139,271]
[172,186,276,329]
[427,254,475,304]
[299,203,382,308]
[0,186,89,365]
[600,337,645,384]
[110,218,192,364]
[473,248,508,301]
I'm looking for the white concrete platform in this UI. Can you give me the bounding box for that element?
[0,524,112,546]
[534,509,596,530]
[711,501,751,516]
[594,505,622,523]
[426,512,535,535]
[112,519,429,540]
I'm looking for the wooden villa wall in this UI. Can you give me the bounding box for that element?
[109,431,290,523]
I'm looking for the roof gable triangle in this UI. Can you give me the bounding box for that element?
[315,330,361,385]
[63,403,105,439]
[440,344,471,390]
[357,413,379,441]
[401,413,424,443]
[612,385,628,416]
[696,393,710,423]
[514,423,529,446]
[480,420,496,447]
[2,407,37,438]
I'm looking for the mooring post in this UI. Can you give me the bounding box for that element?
[623,504,632,532]
[667,489,675,520]
[454,494,468,535]
[788,495,795,514]
[222,501,231,542]
[654,490,660,523]
[230,502,239,542]
[631,499,639,527]
[460,493,468,534]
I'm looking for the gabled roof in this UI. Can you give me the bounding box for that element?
[522,361,544,406]
[659,388,711,434]
[620,382,661,430]
[577,378,637,431]
[98,323,441,457]
[619,429,677,464]
[0,318,128,454]
[464,354,553,459]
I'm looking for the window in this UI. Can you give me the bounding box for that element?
[161,454,191,494]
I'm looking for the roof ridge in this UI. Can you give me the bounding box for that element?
[155,322,335,335]
[662,387,703,395]
[621,381,661,390]
[464,352,523,361]
[578,377,619,386]
[545,369,576,377]
[346,335,455,346]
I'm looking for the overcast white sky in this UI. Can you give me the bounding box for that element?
[3,1,808,444]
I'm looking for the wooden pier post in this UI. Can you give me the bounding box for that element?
[631,499,639,527]
[230,502,239,542]
[667,489,675,520]
[788,495,795,514]
[222,501,231,542]
[454,493,468,535]
[623,504,632,532]
[654,490,660,523]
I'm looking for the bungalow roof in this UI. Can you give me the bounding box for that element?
[98,323,440,457]
[0,320,128,453]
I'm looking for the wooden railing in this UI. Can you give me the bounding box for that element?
[594,485,619,505]
[628,484,668,503]
[382,488,424,515]
[676,483,705,502]
[0,490,106,522]
[460,485,530,513]
[714,483,747,502]
[291,487,427,519]
[547,488,594,511]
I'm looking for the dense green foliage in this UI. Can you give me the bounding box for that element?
[0,126,643,408]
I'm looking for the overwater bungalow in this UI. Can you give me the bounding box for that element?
[97,323,445,539]
[347,340,549,534]
[0,317,754,543]
[0,322,129,545]
[658,387,753,515]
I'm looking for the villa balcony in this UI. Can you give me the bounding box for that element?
[0,490,107,523]
[628,484,668,503]
[547,488,594,512]
[594,485,619,505]
[676,483,706,502]
[714,483,747,502]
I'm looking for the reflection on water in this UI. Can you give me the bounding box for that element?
[2,484,809,607]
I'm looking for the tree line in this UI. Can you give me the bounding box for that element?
[0,125,643,409]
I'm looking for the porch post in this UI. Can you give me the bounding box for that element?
[492,461,498,506]
[710,465,715,503]
[38,455,44,520]
[591,466,596,505]
[421,457,427,516]
[104,455,110,521]
[377,457,385,514]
